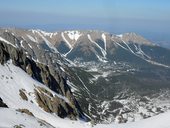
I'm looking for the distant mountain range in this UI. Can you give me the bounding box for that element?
[0,28,170,127]
[1,28,170,66]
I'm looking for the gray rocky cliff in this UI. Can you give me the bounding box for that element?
[0,40,88,121]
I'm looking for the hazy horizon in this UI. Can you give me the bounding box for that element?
[0,0,170,45]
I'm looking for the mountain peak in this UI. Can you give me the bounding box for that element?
[121,32,153,45]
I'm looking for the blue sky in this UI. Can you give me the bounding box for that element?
[0,0,170,37]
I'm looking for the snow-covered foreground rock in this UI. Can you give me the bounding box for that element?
[0,61,90,128]
[0,108,55,128]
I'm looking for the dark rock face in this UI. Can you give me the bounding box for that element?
[17,108,34,116]
[19,89,28,101]
[0,40,87,120]
[35,87,77,119]
[0,97,8,108]
[0,42,10,64]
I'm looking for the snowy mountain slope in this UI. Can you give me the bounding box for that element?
[0,33,88,120]
[0,60,68,108]
[0,32,91,127]
[0,108,55,128]
[0,61,90,128]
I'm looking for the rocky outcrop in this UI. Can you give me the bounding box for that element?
[35,87,77,119]
[17,108,34,116]
[0,40,87,120]
[0,97,8,108]
[19,89,28,101]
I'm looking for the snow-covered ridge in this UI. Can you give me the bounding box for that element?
[0,28,168,68]
[65,30,82,41]
[117,34,123,38]
[29,29,58,38]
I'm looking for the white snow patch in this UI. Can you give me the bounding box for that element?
[76,74,90,93]
[66,31,82,41]
[39,30,54,37]
[102,33,107,51]
[134,44,151,59]
[101,101,110,114]
[96,54,108,63]
[20,40,25,49]
[27,34,38,43]
[30,29,56,38]
[67,80,79,92]
[117,34,123,38]
[0,108,54,128]
[113,40,128,51]
[28,43,33,49]
[61,32,72,49]
[37,31,59,53]
[102,71,111,78]
[64,48,73,57]
[88,34,107,59]
[122,40,135,53]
